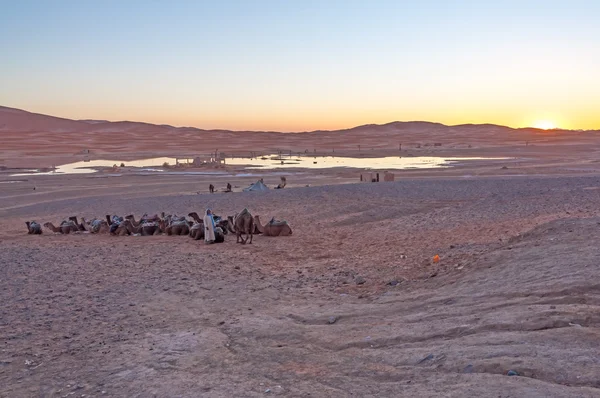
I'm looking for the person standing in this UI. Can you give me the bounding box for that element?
[204,209,216,244]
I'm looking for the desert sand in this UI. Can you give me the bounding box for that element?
[1,107,600,397]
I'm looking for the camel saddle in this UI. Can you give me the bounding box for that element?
[268,218,288,227]
[90,219,104,232]
[142,214,160,222]
[170,215,187,226]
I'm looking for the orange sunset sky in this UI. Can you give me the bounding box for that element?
[1,1,599,132]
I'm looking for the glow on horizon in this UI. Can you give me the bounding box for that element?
[1,1,600,132]
[533,120,557,130]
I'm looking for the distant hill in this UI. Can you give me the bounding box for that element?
[2,105,599,158]
[0,105,527,135]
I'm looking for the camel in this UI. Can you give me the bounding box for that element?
[44,220,79,234]
[254,215,292,237]
[106,215,130,236]
[125,214,154,227]
[188,212,205,239]
[275,176,287,189]
[214,227,225,243]
[189,212,229,235]
[25,221,42,235]
[188,212,203,224]
[230,208,254,244]
[225,216,237,234]
[122,219,161,236]
[125,214,164,236]
[189,222,204,240]
[68,216,87,232]
[82,217,109,234]
[163,215,190,236]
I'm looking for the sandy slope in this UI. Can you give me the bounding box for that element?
[1,176,600,397]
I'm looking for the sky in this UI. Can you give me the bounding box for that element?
[1,0,599,131]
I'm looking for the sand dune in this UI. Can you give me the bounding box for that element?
[4,106,599,163]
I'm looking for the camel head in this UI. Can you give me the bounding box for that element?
[188,212,202,223]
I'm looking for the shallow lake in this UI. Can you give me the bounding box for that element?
[11,155,509,176]
[226,155,507,170]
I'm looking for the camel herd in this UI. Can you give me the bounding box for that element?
[25,209,292,244]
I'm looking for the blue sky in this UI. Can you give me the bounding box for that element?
[1,0,599,130]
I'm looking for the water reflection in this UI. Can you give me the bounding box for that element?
[10,155,508,176]
[227,155,506,170]
[11,157,179,176]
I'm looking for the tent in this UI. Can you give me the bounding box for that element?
[244,180,270,192]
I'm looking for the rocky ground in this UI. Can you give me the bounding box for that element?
[1,176,600,397]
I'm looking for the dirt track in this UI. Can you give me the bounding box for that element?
[1,176,600,397]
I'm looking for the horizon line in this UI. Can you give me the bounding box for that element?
[1,104,596,134]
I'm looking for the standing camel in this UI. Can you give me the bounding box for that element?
[231,209,254,244]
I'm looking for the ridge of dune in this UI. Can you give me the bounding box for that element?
[0,105,553,135]
[2,105,600,162]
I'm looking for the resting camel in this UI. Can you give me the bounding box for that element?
[230,209,254,244]
[189,212,229,235]
[213,227,225,243]
[106,215,130,236]
[125,214,162,234]
[187,212,204,239]
[188,212,203,224]
[254,215,292,237]
[82,217,109,234]
[68,216,87,232]
[122,219,161,236]
[189,222,204,240]
[44,220,79,234]
[125,213,160,227]
[163,215,190,236]
[25,221,42,235]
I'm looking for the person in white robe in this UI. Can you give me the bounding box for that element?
[204,209,216,244]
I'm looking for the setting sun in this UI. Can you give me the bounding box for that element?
[533,120,557,130]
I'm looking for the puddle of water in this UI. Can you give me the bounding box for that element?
[11,157,181,176]
[10,155,510,176]
[226,155,508,170]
